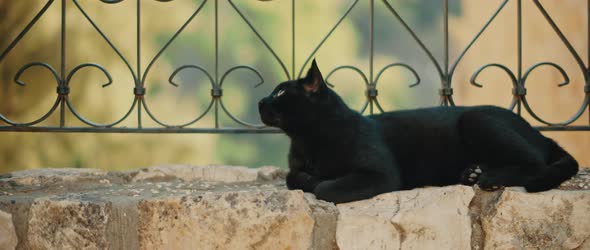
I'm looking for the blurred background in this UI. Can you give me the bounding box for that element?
[0,0,588,173]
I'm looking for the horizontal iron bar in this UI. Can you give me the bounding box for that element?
[0,126,282,134]
[535,126,590,131]
[1,1,589,134]
[0,126,587,133]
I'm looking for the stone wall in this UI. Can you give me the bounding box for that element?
[0,165,589,250]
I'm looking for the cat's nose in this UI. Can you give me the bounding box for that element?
[258,97,269,108]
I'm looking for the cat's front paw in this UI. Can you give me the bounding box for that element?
[296,172,320,192]
[286,171,319,192]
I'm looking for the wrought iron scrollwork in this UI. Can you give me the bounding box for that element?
[469,0,590,128]
[0,0,588,132]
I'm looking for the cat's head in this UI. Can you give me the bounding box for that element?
[258,59,348,134]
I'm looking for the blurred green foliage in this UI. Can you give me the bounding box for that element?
[0,0,452,173]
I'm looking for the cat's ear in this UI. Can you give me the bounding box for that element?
[302,59,325,93]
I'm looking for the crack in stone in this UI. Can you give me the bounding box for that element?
[390,221,406,250]
[573,236,589,250]
[305,193,339,250]
[468,188,505,250]
[389,197,404,250]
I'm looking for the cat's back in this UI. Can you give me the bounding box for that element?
[366,105,520,143]
[368,105,512,126]
[368,106,468,128]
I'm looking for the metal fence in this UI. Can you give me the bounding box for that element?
[1,0,589,133]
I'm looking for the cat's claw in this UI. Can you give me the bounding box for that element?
[462,165,483,185]
[464,165,504,192]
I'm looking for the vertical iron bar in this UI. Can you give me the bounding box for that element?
[60,0,66,127]
[60,101,66,127]
[138,100,142,128]
[369,0,374,84]
[292,0,295,80]
[137,0,141,81]
[517,0,523,117]
[442,0,450,106]
[215,0,219,128]
[517,0,522,80]
[215,101,219,128]
[443,0,449,78]
[369,0,374,114]
[137,0,142,128]
[61,0,66,82]
[215,0,219,85]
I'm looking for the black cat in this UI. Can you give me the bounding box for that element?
[258,59,579,204]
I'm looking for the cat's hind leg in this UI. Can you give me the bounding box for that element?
[523,142,578,192]
[458,111,546,191]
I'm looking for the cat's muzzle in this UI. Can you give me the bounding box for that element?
[258,97,281,127]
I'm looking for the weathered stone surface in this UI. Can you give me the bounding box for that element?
[257,166,289,181]
[127,164,286,183]
[560,167,590,190]
[0,166,330,249]
[26,198,110,250]
[1,166,589,250]
[0,168,109,187]
[480,188,590,250]
[336,185,474,250]
[137,190,322,250]
[0,210,17,250]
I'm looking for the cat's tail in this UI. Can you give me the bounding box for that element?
[525,140,579,192]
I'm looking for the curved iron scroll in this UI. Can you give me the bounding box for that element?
[0,0,588,132]
[470,0,589,127]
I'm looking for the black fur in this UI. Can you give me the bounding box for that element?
[258,59,579,204]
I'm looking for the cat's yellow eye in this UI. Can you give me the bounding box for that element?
[275,89,286,98]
